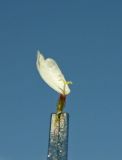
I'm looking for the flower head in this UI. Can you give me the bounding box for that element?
[36,51,71,95]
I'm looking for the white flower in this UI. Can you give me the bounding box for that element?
[36,51,71,95]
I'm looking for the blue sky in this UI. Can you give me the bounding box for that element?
[0,0,122,160]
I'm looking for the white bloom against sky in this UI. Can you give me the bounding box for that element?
[36,51,71,95]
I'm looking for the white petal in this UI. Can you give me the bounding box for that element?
[36,51,71,95]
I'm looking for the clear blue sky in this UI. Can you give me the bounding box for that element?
[0,0,122,160]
